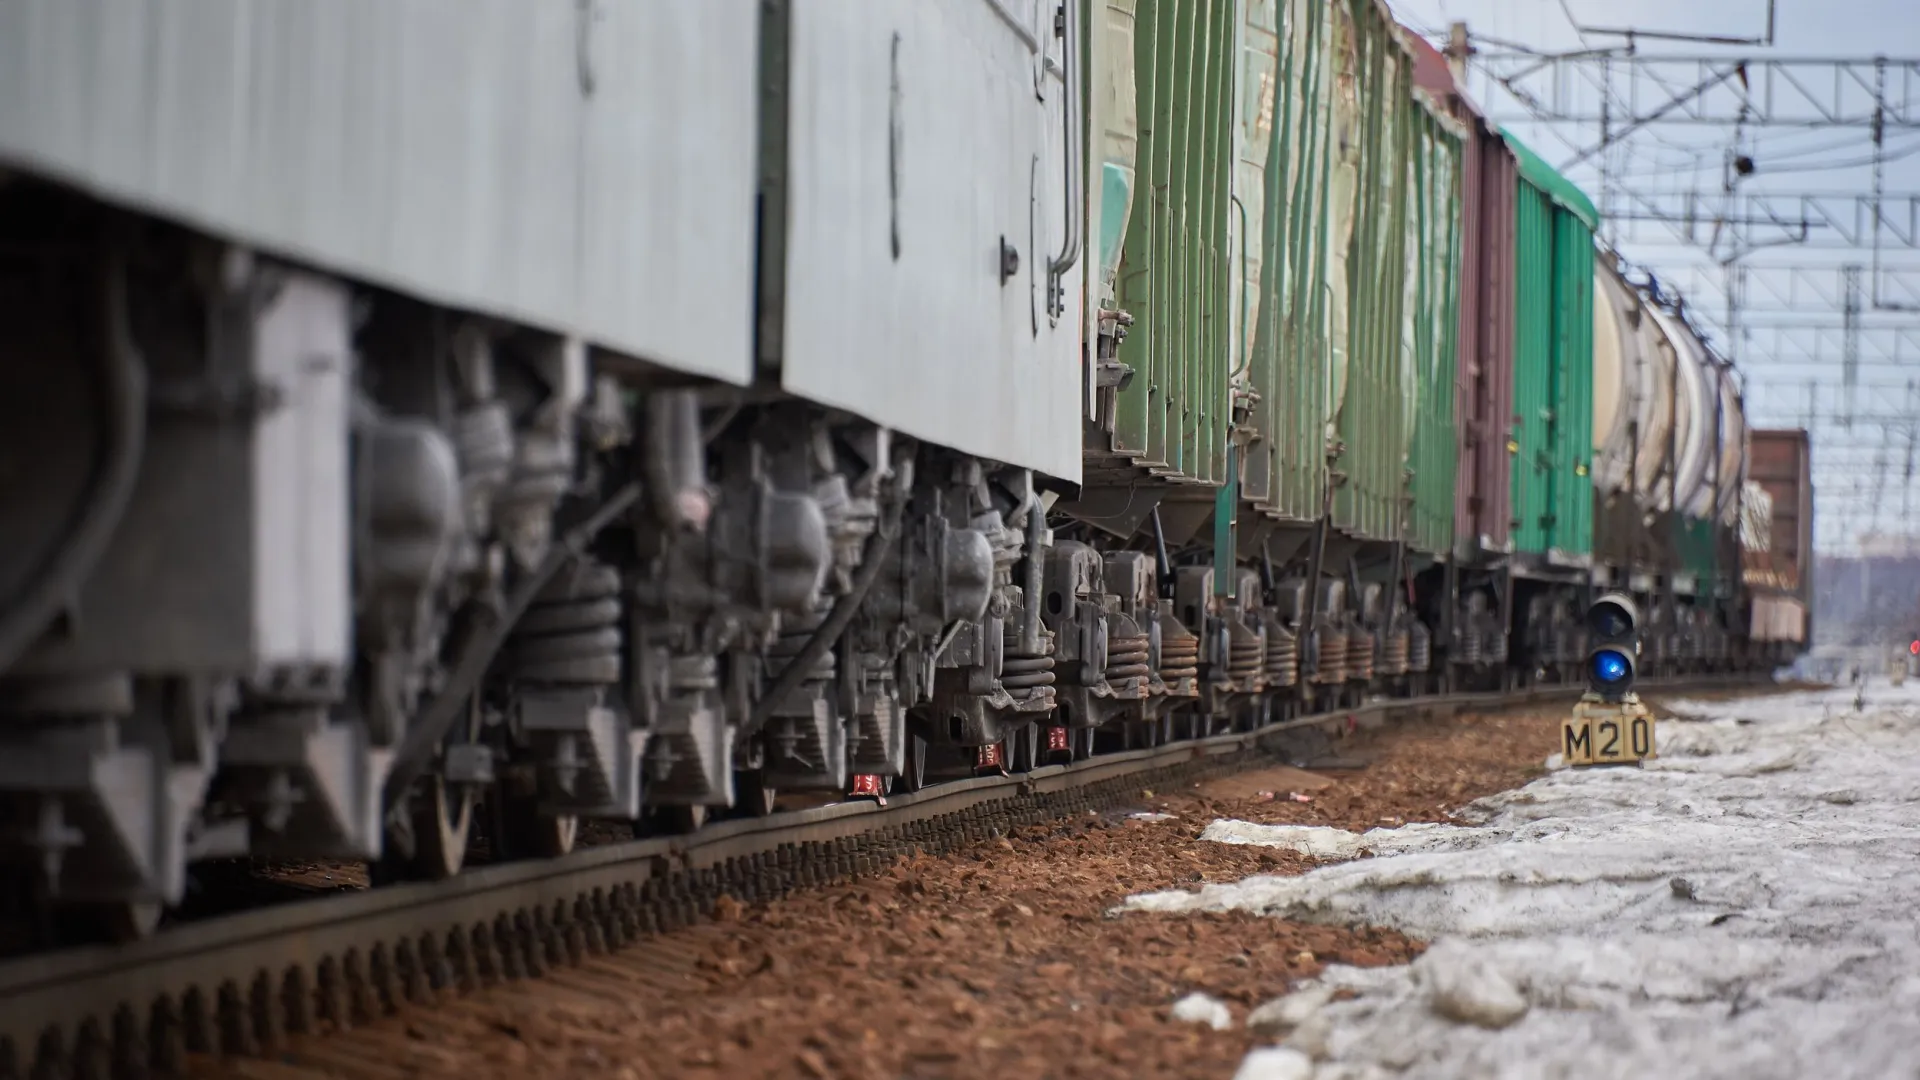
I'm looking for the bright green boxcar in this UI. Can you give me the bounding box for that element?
[1506,133,1598,564]
[1102,0,1237,488]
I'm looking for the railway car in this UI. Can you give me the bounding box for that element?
[1593,252,1755,673]
[1746,429,1815,659]
[0,0,1803,944]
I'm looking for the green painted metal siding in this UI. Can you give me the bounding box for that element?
[1675,515,1718,580]
[1241,0,1337,524]
[1109,0,1236,486]
[1236,0,1460,555]
[1328,0,1433,546]
[1508,133,1596,561]
[1506,134,1600,231]
[1404,100,1464,558]
[1088,0,1138,311]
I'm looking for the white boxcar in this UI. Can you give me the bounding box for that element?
[0,0,761,386]
[779,0,1086,484]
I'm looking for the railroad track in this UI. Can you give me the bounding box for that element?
[0,676,1768,1080]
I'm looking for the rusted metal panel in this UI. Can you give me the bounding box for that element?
[1411,32,1507,563]
[1748,428,1814,605]
[1459,117,1519,562]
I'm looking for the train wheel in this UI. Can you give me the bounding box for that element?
[76,901,162,944]
[412,774,477,879]
[897,734,931,792]
[662,805,709,833]
[632,804,709,837]
[736,771,778,817]
[1009,723,1041,773]
[493,791,579,859]
[1073,727,1096,761]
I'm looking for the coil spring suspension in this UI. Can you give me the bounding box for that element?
[1378,627,1410,677]
[1311,625,1347,684]
[1227,629,1265,682]
[1159,632,1201,687]
[1408,619,1432,672]
[1456,619,1483,665]
[454,401,513,500]
[1347,626,1376,681]
[1001,639,1057,697]
[1263,625,1299,687]
[1486,622,1509,663]
[1105,632,1152,685]
[501,560,622,684]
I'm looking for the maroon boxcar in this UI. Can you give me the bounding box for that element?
[1410,36,1517,565]
[1746,429,1814,645]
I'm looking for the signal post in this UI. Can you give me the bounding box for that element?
[1562,594,1656,766]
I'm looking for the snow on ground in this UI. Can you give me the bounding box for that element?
[1125,684,1920,1080]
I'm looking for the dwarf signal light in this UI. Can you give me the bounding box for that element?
[1585,593,1640,702]
[1909,640,1918,656]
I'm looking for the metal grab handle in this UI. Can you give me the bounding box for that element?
[1046,0,1083,322]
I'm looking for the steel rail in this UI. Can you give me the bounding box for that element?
[0,675,1773,1079]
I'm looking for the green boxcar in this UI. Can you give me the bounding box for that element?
[1506,133,1597,564]
[1238,0,1461,559]
[1241,0,1335,526]
[1105,0,1237,487]
[1085,0,1139,330]
[1325,0,1411,544]
[1403,94,1465,559]
[1674,515,1718,584]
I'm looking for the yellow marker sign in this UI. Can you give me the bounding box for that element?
[1561,697,1656,766]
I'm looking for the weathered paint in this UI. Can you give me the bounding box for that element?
[1088,0,1139,310]
[1507,132,1596,564]
[1241,0,1338,526]
[1651,304,1715,522]
[1592,253,1680,514]
[1747,428,1814,609]
[1083,0,1140,420]
[1329,0,1453,548]
[1411,34,1518,563]
[1108,0,1237,487]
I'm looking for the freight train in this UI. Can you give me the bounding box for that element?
[0,0,1809,941]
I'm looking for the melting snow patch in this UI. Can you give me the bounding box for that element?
[1246,984,1335,1037]
[1230,1047,1315,1080]
[1169,991,1232,1030]
[1133,686,1920,1079]
[1129,811,1177,822]
[1197,819,1474,859]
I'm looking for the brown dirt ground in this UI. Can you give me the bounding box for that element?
[187,695,1748,1080]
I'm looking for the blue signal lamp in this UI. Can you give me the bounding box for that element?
[1590,647,1633,686]
[1585,593,1640,702]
